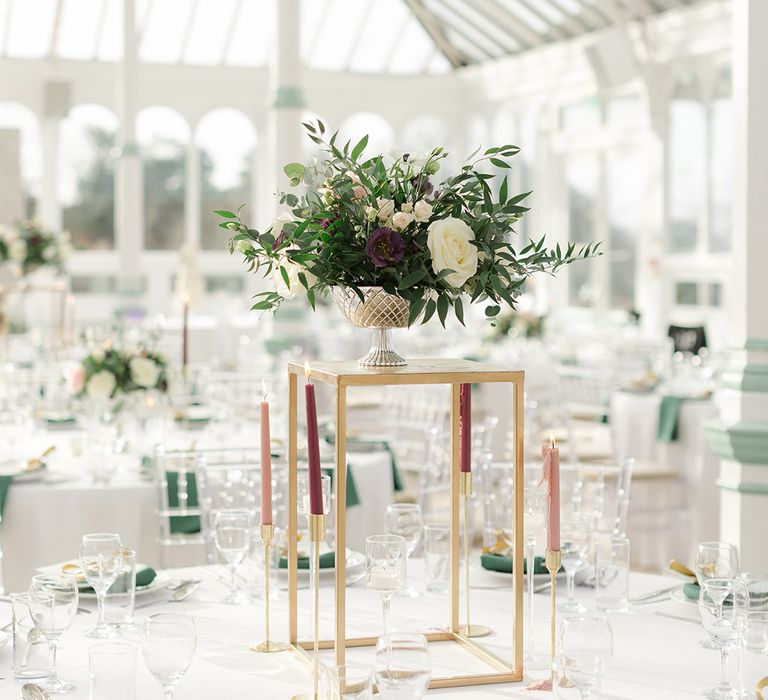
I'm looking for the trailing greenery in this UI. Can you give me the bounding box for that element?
[219,120,599,325]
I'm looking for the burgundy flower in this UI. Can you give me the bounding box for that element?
[410,175,433,197]
[320,218,332,229]
[365,227,404,268]
[274,231,287,248]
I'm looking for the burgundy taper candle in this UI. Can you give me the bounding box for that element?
[304,363,323,515]
[459,383,471,473]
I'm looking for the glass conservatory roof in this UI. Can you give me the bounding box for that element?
[0,0,697,74]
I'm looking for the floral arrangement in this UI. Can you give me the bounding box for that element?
[488,309,545,341]
[0,220,70,277]
[219,121,598,325]
[68,345,168,400]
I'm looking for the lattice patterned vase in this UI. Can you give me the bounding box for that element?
[331,286,421,367]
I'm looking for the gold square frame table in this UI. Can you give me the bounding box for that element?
[287,358,525,689]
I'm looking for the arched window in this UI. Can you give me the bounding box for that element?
[137,106,190,250]
[196,109,256,251]
[338,112,395,158]
[667,74,705,252]
[710,68,732,253]
[0,102,41,220]
[60,104,118,250]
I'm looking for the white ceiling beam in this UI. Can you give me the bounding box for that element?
[382,10,416,71]
[404,0,470,68]
[344,0,376,71]
[515,0,571,40]
[437,0,515,55]
[177,0,198,64]
[91,0,109,60]
[423,1,498,61]
[47,0,63,58]
[0,0,14,57]
[137,0,155,50]
[469,0,543,50]
[219,0,243,65]
[307,0,335,67]
[546,0,599,32]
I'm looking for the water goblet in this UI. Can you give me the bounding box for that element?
[80,533,123,638]
[142,612,196,700]
[559,614,614,700]
[699,578,740,700]
[213,508,252,604]
[27,574,79,694]
[366,535,406,637]
[374,633,431,700]
[561,515,591,613]
[696,541,740,650]
[322,663,373,700]
[385,504,423,597]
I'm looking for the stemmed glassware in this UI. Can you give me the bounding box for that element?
[213,508,252,604]
[524,486,547,668]
[374,633,431,700]
[699,579,740,700]
[696,542,740,650]
[79,533,123,638]
[142,612,196,700]
[561,515,591,613]
[366,535,406,637]
[559,615,614,700]
[385,504,423,597]
[28,574,79,694]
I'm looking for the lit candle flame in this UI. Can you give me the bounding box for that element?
[262,379,268,401]
[304,360,311,381]
[549,434,556,449]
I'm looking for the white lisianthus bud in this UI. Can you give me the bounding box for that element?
[377,198,395,223]
[226,222,240,231]
[414,200,433,223]
[365,206,378,222]
[235,239,253,255]
[401,202,413,213]
[391,211,415,232]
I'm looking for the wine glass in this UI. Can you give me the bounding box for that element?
[385,504,423,597]
[213,508,252,604]
[322,663,373,700]
[366,535,406,637]
[699,579,740,700]
[80,533,123,638]
[561,515,591,613]
[142,612,196,700]
[28,574,79,694]
[559,615,614,700]
[696,542,740,650]
[374,633,431,700]
[524,486,547,668]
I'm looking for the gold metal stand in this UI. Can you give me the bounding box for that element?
[287,360,526,689]
[460,472,490,638]
[250,524,289,654]
[546,549,561,682]
[291,514,326,700]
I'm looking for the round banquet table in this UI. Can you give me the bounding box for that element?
[0,561,762,698]
[1,427,395,593]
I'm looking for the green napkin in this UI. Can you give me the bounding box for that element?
[322,466,360,508]
[166,471,201,535]
[345,439,404,493]
[79,565,157,594]
[683,582,700,600]
[480,553,552,575]
[0,475,12,519]
[658,396,685,442]
[279,551,336,569]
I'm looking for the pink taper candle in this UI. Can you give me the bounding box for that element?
[542,438,560,550]
[304,362,323,515]
[459,383,471,473]
[260,381,272,525]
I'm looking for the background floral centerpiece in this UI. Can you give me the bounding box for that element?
[219,120,598,365]
[0,219,70,279]
[69,344,169,400]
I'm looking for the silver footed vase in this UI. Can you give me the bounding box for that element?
[332,286,420,367]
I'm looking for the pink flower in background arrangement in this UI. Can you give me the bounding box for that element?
[67,364,85,395]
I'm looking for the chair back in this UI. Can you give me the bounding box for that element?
[667,324,707,355]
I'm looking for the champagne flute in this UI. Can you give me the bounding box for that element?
[524,486,547,667]
[213,508,252,604]
[366,535,406,637]
[699,579,740,700]
[385,504,423,597]
[142,612,196,700]
[374,633,431,700]
[561,515,591,613]
[559,615,614,700]
[28,574,79,693]
[696,541,740,650]
[80,533,123,638]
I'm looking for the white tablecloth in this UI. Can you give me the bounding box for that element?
[1,562,763,698]
[2,429,395,593]
[610,391,719,569]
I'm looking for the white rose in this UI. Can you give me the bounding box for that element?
[86,370,116,399]
[391,211,415,232]
[236,239,253,255]
[272,247,317,299]
[426,217,479,289]
[401,202,413,213]
[130,356,160,388]
[414,200,433,222]
[377,198,395,223]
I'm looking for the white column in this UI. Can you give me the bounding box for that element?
[184,140,200,245]
[705,0,768,571]
[264,0,304,222]
[39,117,61,232]
[114,0,143,290]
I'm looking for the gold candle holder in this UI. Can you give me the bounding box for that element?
[250,524,289,654]
[292,513,326,700]
[459,472,490,638]
[545,549,561,683]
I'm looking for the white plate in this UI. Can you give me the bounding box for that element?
[670,587,697,606]
[278,549,366,587]
[0,463,48,481]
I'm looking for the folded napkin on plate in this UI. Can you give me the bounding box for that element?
[279,551,336,569]
[683,582,700,600]
[480,553,551,575]
[327,437,405,494]
[321,466,360,508]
